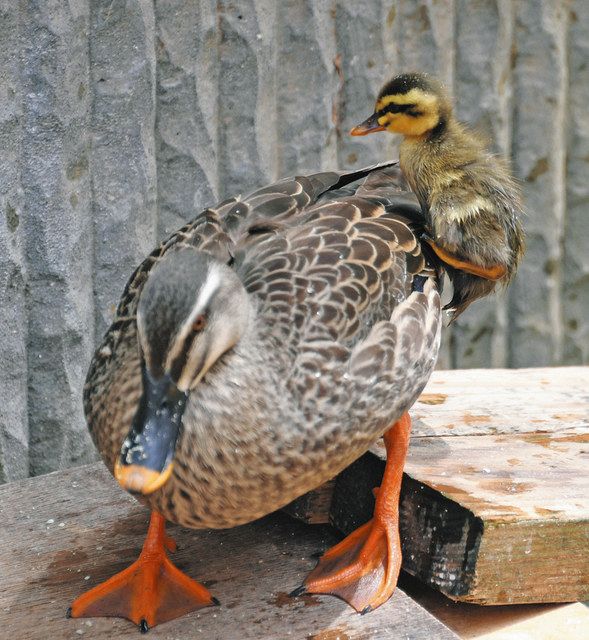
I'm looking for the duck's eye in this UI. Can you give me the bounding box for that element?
[192,314,207,332]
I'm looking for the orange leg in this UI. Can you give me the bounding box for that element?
[297,413,411,613]
[425,239,507,281]
[68,511,217,632]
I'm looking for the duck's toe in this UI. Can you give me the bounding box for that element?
[301,515,401,613]
[69,512,216,631]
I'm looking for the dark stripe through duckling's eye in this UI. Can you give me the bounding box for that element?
[377,103,422,119]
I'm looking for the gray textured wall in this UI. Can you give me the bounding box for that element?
[1,0,588,483]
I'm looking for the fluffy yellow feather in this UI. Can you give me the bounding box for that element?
[352,72,525,316]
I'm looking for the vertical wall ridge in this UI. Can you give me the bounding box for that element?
[509,0,569,367]
[563,0,589,363]
[0,0,584,482]
[89,0,158,342]
[452,0,512,369]
[0,1,29,482]
[20,0,96,476]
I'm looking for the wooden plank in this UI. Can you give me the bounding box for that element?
[289,367,589,604]
[285,366,589,522]
[0,464,458,640]
[283,479,335,525]
[400,573,589,640]
[410,366,589,437]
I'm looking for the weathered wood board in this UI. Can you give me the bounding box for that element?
[288,367,589,605]
[0,464,458,640]
[399,573,589,640]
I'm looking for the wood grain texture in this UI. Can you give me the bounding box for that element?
[0,464,459,640]
[1,1,587,484]
[291,367,589,604]
[283,479,336,525]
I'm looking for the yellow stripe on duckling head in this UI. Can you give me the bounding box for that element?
[375,88,439,112]
[375,88,442,138]
[380,111,440,137]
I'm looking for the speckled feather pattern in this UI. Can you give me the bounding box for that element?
[84,163,442,529]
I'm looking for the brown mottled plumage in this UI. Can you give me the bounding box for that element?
[85,163,441,528]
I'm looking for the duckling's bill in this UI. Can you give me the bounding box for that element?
[115,369,187,495]
[350,113,385,136]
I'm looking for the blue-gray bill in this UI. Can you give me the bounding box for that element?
[115,369,187,495]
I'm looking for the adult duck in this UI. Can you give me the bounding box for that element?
[70,73,524,631]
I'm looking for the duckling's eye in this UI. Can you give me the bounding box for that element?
[192,314,207,332]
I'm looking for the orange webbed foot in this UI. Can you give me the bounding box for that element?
[69,512,217,632]
[424,237,507,280]
[301,514,401,613]
[297,413,411,613]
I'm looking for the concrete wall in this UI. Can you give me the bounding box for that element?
[1,0,587,482]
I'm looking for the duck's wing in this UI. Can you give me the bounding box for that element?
[87,165,409,392]
[109,162,404,325]
[235,162,440,373]
[231,162,441,442]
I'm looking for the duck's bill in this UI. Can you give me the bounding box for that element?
[350,113,385,136]
[115,370,187,495]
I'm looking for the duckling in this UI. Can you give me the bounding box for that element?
[352,72,525,316]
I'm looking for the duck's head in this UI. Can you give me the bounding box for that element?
[114,249,250,495]
[351,73,451,139]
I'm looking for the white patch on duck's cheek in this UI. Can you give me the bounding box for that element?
[136,310,152,365]
[187,320,239,390]
[193,266,222,317]
[165,266,221,369]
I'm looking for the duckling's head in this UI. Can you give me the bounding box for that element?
[115,249,250,495]
[351,73,452,139]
